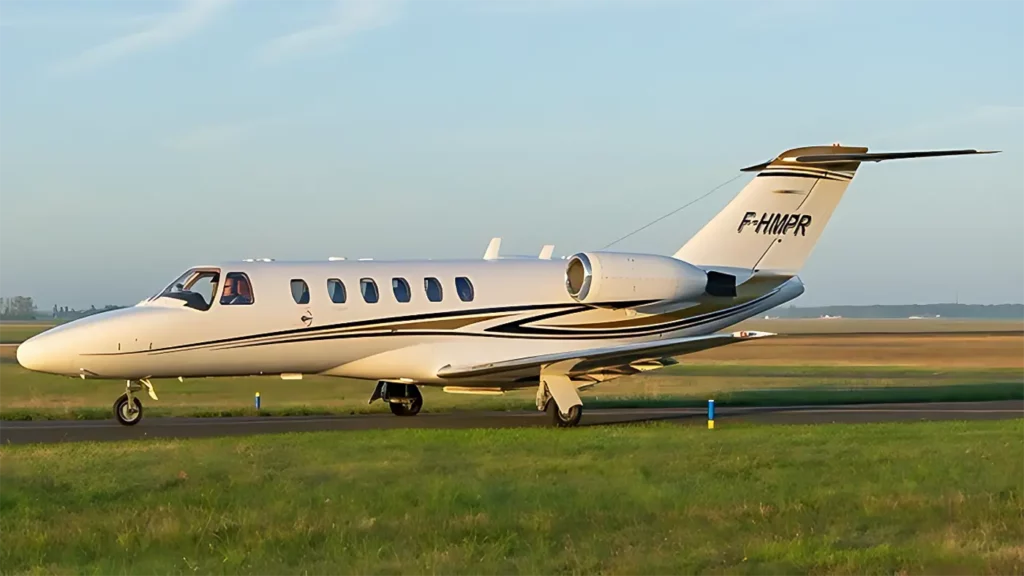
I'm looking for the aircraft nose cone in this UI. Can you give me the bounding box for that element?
[16,336,43,370]
[16,333,73,375]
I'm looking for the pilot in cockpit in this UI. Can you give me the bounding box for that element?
[220,274,254,305]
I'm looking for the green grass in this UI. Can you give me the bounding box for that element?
[0,323,54,344]
[2,361,1021,421]
[2,326,1020,421]
[1,361,1021,421]
[2,420,1021,575]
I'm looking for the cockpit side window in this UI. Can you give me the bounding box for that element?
[291,279,310,305]
[155,268,221,311]
[220,272,255,306]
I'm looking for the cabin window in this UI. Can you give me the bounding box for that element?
[327,278,347,304]
[455,277,475,302]
[392,278,412,303]
[291,279,310,305]
[424,277,443,302]
[360,278,379,303]
[220,272,254,305]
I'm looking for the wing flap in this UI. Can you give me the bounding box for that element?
[436,331,774,379]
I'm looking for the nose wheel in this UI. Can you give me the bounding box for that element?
[113,379,158,426]
[114,393,143,426]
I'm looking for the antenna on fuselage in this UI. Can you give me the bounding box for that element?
[538,245,554,260]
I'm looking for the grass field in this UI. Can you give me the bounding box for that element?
[2,420,1021,575]
[0,322,59,344]
[2,320,1022,574]
[2,327,1021,420]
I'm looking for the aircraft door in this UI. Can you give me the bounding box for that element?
[290,279,314,327]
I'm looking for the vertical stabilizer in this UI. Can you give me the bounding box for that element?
[673,145,997,274]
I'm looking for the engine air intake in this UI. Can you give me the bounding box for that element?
[565,254,593,300]
[563,251,714,307]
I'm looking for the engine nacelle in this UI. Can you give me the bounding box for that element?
[564,252,724,306]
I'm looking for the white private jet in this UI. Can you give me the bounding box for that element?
[16,144,997,427]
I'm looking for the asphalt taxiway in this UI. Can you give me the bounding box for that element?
[1,400,1020,445]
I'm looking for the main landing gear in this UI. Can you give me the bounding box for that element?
[369,381,423,417]
[113,379,158,426]
[537,372,584,428]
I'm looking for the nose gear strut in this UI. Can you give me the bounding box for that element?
[113,379,158,426]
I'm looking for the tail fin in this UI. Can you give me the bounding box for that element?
[674,144,997,274]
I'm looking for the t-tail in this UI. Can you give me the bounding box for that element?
[674,144,998,275]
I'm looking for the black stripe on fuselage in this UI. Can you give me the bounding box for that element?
[214,289,774,348]
[170,290,781,353]
[85,292,779,358]
[209,291,776,351]
[85,301,648,357]
[485,290,777,337]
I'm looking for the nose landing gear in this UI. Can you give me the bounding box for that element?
[113,379,158,426]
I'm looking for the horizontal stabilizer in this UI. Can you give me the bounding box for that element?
[742,148,999,172]
[437,330,774,379]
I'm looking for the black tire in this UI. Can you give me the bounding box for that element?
[546,399,582,427]
[390,384,423,416]
[389,396,423,417]
[113,393,143,426]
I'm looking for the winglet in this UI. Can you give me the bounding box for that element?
[483,237,501,260]
[538,245,555,260]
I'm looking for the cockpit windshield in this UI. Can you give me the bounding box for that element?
[152,268,221,311]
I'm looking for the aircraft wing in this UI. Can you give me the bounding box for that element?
[436,330,774,379]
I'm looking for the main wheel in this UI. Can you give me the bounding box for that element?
[545,399,582,428]
[113,393,143,426]
[389,396,423,416]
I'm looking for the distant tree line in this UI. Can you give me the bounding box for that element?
[776,303,1023,320]
[0,296,124,321]
[0,297,36,320]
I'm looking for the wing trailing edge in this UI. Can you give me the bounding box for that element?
[436,330,774,379]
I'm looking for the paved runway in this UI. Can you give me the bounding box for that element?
[1,400,1020,445]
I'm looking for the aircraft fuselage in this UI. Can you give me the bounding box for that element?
[17,258,802,386]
